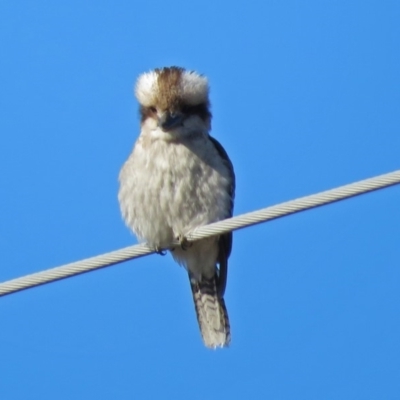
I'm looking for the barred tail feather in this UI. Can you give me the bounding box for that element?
[189,275,231,349]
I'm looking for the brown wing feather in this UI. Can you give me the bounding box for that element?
[209,136,235,297]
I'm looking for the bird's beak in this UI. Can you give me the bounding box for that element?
[158,111,184,131]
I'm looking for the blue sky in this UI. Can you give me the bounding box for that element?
[1,1,400,399]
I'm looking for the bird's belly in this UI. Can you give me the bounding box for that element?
[119,140,231,248]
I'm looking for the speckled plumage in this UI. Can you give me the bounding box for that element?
[118,67,235,348]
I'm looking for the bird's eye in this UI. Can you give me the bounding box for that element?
[149,106,157,113]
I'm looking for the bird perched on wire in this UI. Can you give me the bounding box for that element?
[118,66,235,348]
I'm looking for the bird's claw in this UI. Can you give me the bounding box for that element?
[177,234,192,251]
[155,246,167,256]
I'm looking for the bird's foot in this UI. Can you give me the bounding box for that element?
[154,246,167,256]
[177,234,192,251]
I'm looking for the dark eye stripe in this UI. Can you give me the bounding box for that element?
[183,103,211,120]
[139,106,157,122]
[139,103,211,124]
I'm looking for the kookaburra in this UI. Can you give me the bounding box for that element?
[118,66,235,348]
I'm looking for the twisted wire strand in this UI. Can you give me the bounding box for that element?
[1,169,399,297]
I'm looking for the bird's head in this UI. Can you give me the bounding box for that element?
[135,67,211,137]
